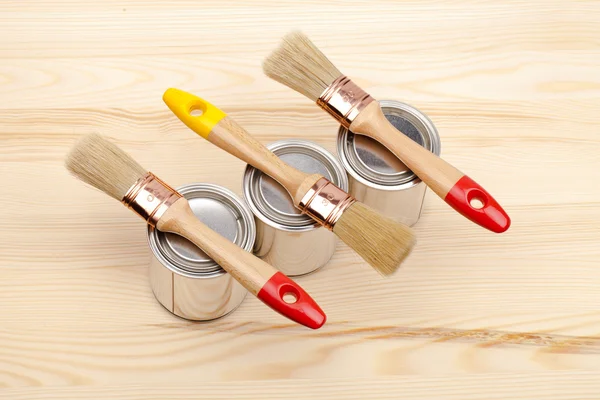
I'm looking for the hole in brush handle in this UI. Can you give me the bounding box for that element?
[280,285,300,304]
[190,107,204,117]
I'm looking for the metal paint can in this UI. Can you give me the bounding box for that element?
[147,183,254,321]
[337,100,441,226]
[243,139,348,276]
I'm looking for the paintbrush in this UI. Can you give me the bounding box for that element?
[163,88,416,276]
[65,133,326,329]
[263,31,510,233]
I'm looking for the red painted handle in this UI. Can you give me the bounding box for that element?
[444,175,511,233]
[257,272,326,329]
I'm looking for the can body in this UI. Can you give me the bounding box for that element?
[337,100,441,226]
[147,183,254,321]
[243,140,348,276]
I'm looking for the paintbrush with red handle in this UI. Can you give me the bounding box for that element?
[65,133,326,329]
[263,31,510,233]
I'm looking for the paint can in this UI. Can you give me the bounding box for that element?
[243,139,348,276]
[337,100,441,226]
[147,183,254,321]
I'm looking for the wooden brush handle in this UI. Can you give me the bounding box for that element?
[350,102,510,233]
[156,198,326,329]
[162,88,322,205]
[209,117,322,204]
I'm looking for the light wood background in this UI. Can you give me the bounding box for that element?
[1,0,600,398]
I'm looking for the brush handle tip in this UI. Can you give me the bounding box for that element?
[257,272,326,329]
[445,175,511,233]
[163,88,227,139]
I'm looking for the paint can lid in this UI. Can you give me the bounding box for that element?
[337,100,441,188]
[243,139,348,230]
[147,183,255,275]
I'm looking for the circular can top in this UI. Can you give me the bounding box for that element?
[337,100,441,189]
[243,139,348,230]
[147,183,255,275]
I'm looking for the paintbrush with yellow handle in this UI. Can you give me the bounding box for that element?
[263,31,511,234]
[65,133,326,329]
[163,88,416,276]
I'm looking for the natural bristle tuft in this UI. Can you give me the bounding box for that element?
[65,133,147,201]
[333,202,416,276]
[263,31,342,102]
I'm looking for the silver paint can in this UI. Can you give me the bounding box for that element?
[337,100,441,226]
[147,183,254,321]
[243,139,348,276]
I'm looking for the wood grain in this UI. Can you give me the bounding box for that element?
[4,372,600,399]
[1,0,600,396]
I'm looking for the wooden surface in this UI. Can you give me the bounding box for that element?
[1,0,600,398]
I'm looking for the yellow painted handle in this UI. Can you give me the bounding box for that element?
[162,88,227,139]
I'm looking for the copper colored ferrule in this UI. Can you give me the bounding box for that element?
[317,75,374,128]
[298,177,356,231]
[121,172,182,227]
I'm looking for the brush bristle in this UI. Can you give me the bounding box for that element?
[333,202,416,276]
[263,31,342,102]
[65,133,147,201]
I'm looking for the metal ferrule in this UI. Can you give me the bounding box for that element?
[121,172,182,227]
[317,76,374,128]
[298,177,356,231]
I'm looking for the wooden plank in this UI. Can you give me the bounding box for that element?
[4,373,600,399]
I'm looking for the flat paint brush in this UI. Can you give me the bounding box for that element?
[65,133,326,329]
[263,31,511,233]
[163,88,416,276]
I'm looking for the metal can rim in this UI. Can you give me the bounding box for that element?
[337,100,441,191]
[147,183,256,278]
[243,139,349,232]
